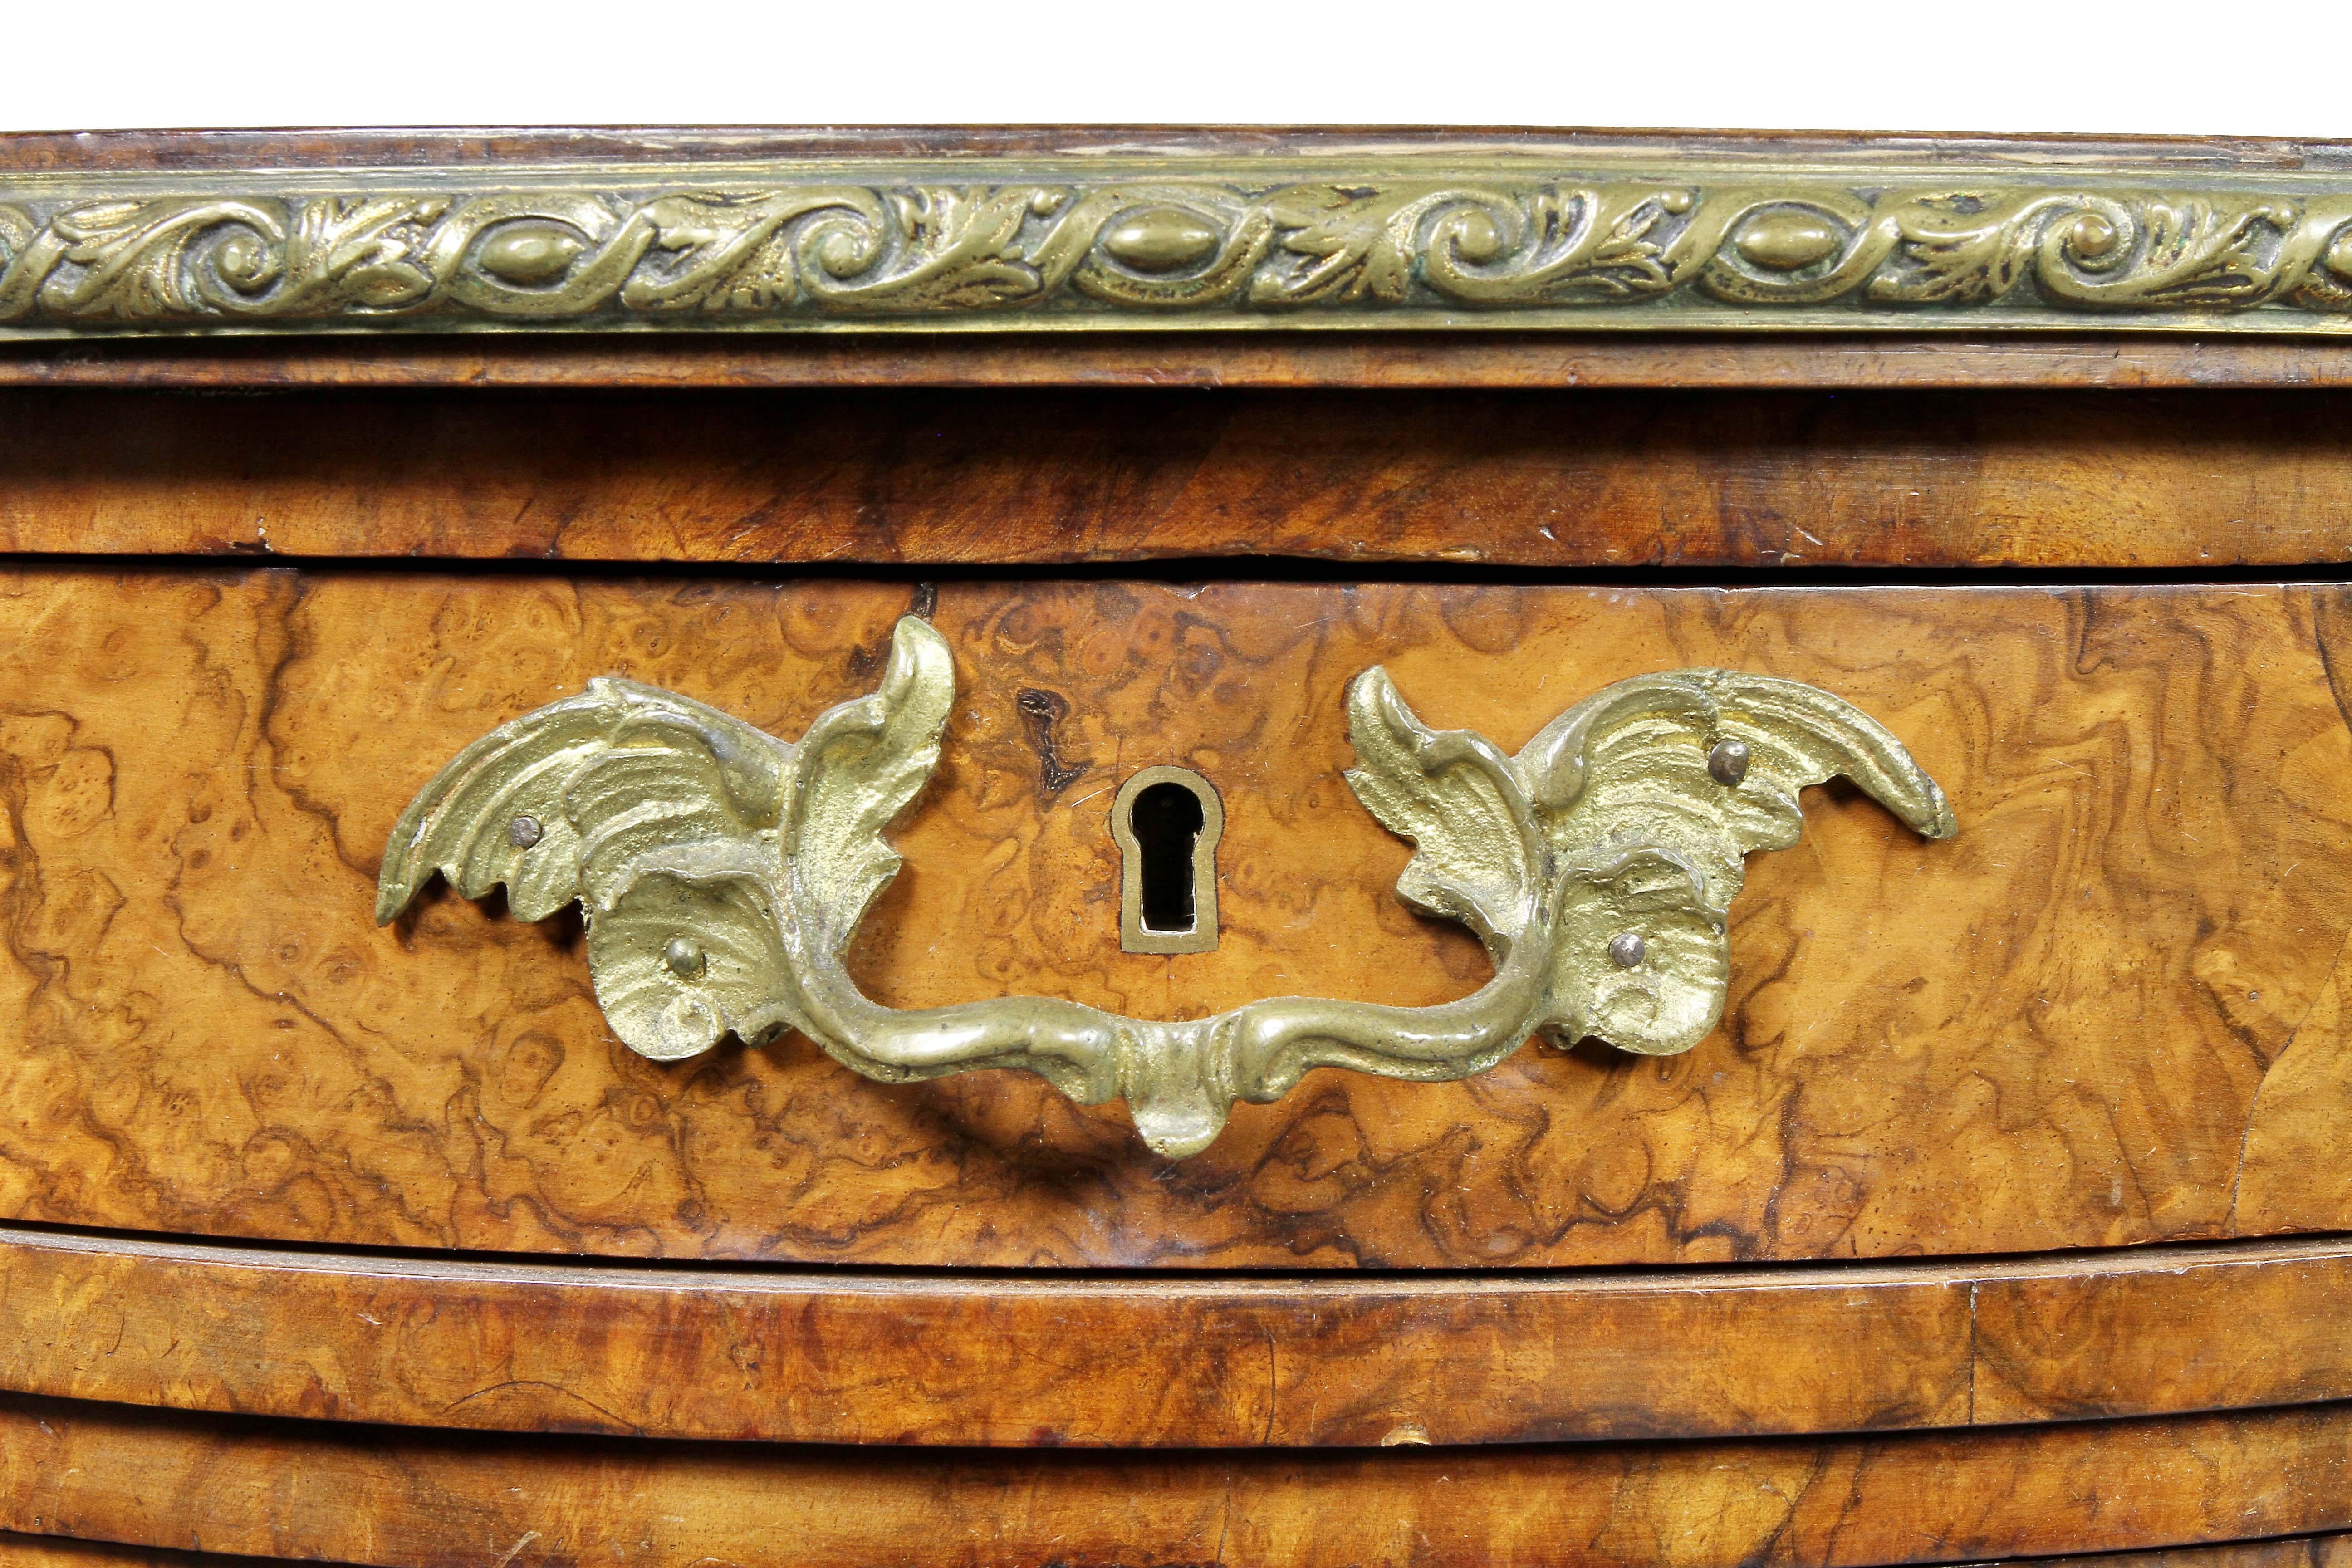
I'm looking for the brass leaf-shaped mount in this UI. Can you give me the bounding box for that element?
[377,617,1956,1158]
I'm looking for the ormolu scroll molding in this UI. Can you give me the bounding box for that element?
[9,141,2352,333]
[376,617,1955,1157]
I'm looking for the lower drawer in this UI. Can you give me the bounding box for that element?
[0,568,2346,1269]
[5,1390,2352,1568]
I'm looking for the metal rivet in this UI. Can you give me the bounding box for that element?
[1707,739,1751,787]
[663,937,705,980]
[508,814,544,848]
[1608,931,1646,969]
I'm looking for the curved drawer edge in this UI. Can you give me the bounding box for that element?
[7,1392,2352,1568]
[7,1528,2351,1568]
[2,1224,2350,1448]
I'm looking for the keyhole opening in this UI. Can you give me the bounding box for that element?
[1111,765,1224,955]
[1131,781,1205,932]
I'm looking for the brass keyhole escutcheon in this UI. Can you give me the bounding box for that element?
[1110,765,1223,955]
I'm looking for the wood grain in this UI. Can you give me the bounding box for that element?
[10,1390,2352,1568]
[7,1225,2352,1447]
[1970,1237,2352,1425]
[18,334,2352,393]
[0,571,2347,1268]
[6,388,2352,567]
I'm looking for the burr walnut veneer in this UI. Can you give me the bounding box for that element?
[5,127,2352,1568]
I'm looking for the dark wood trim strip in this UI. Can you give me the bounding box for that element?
[5,1225,2350,1448]
[8,333,2352,391]
[5,382,2352,571]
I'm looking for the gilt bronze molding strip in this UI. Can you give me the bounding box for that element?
[7,145,2352,333]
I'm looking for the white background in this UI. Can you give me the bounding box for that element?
[1,4,2345,138]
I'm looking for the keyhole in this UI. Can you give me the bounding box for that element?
[1132,782,1205,932]
[1111,765,1223,955]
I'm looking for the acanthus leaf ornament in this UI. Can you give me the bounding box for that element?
[10,154,2352,333]
[376,617,1956,1158]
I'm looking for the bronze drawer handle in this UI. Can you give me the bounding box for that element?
[376,617,1955,1157]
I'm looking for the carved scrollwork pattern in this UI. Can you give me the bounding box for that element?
[5,171,2352,331]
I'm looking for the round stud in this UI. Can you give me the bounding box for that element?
[816,230,869,279]
[1607,931,1646,969]
[507,814,544,849]
[2066,212,2120,260]
[1658,189,1694,215]
[1707,739,1751,787]
[1448,209,1505,265]
[211,230,278,294]
[663,937,706,980]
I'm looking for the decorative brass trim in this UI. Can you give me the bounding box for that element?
[8,145,2352,334]
[375,617,1955,1158]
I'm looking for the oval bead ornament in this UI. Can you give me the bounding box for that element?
[476,224,586,284]
[1733,210,1843,271]
[1101,208,1222,273]
[379,619,1956,1158]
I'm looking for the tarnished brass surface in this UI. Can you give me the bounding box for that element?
[10,142,2352,333]
[376,617,1955,1156]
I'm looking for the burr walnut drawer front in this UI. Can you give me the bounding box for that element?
[8,556,2352,1564]
[0,565,2343,1272]
[20,554,2352,1564]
